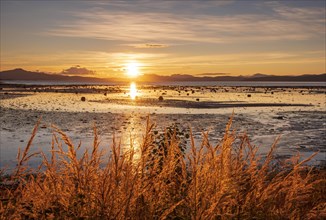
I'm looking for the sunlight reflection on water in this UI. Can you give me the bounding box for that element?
[1,86,325,115]
[129,82,138,100]
[120,114,142,161]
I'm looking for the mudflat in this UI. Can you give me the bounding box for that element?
[0,84,325,169]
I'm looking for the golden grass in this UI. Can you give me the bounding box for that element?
[0,116,325,219]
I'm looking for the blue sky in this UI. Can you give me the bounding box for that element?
[1,0,325,77]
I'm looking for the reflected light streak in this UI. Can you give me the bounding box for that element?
[129,82,137,100]
[121,116,142,162]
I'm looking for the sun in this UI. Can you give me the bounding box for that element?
[126,61,140,78]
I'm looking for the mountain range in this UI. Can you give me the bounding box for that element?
[0,68,325,83]
[0,68,109,83]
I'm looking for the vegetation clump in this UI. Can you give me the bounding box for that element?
[0,117,325,219]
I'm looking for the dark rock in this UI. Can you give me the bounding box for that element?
[81,97,86,101]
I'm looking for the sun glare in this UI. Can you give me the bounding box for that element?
[129,82,137,100]
[126,62,140,78]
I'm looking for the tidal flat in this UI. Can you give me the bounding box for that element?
[0,84,325,169]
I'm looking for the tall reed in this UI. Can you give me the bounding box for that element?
[0,116,325,219]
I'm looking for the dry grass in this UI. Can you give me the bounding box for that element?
[0,116,325,219]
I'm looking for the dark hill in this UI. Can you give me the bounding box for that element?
[242,74,326,82]
[1,68,325,83]
[0,68,110,83]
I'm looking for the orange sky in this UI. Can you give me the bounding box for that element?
[1,1,325,78]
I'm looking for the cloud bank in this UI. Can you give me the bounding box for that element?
[61,65,96,75]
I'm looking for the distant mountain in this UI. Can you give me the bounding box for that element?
[1,68,325,83]
[138,73,326,82]
[249,73,270,78]
[242,74,326,82]
[0,68,112,83]
[138,74,248,82]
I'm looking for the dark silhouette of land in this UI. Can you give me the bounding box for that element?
[0,68,325,83]
[0,68,110,83]
[140,73,326,82]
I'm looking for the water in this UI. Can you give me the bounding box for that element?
[148,81,326,87]
[1,83,325,170]
[1,80,326,87]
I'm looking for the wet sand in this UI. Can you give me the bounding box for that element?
[0,84,325,169]
[93,97,311,109]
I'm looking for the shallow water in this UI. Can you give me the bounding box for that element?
[0,85,325,170]
[1,84,325,114]
[2,80,326,87]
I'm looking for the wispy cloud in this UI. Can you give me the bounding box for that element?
[149,51,325,67]
[126,43,169,49]
[44,3,324,45]
[266,1,325,20]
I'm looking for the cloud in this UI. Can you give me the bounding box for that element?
[61,65,96,75]
[44,2,324,45]
[265,1,325,20]
[127,43,169,48]
[152,51,325,67]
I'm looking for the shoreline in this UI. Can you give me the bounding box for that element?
[1,81,326,89]
[1,84,325,169]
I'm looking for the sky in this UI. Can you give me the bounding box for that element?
[0,0,325,78]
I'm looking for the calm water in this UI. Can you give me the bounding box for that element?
[149,81,326,87]
[1,80,326,87]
